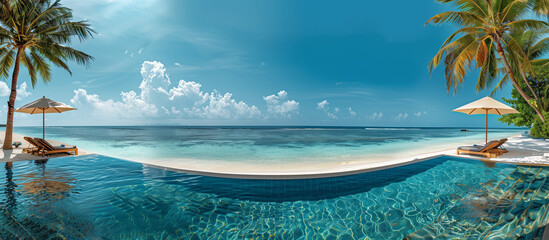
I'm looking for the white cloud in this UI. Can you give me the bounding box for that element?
[71,89,159,119]
[334,107,339,113]
[17,82,31,99]
[414,111,427,117]
[368,112,383,120]
[263,90,299,118]
[317,100,337,119]
[171,106,181,114]
[139,61,172,102]
[348,107,356,117]
[0,82,9,96]
[317,100,329,110]
[174,62,181,66]
[71,61,263,122]
[394,113,409,121]
[0,82,31,100]
[184,91,261,119]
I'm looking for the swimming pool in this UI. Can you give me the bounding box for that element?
[1,154,548,239]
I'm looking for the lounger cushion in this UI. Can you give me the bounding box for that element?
[458,140,498,152]
[459,146,483,151]
[53,146,77,150]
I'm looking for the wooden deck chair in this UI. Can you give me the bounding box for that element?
[23,136,42,155]
[489,138,509,156]
[456,140,501,159]
[34,138,78,156]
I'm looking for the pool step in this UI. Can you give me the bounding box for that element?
[404,166,549,239]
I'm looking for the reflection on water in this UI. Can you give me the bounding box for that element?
[3,164,16,214]
[1,155,549,239]
[18,160,75,201]
[1,159,94,239]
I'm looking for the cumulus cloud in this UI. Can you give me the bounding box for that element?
[17,82,31,99]
[0,82,31,100]
[70,61,263,122]
[317,100,329,110]
[263,90,299,118]
[71,89,159,119]
[317,100,337,119]
[184,90,261,119]
[368,112,383,120]
[139,61,172,102]
[394,113,409,121]
[0,82,9,96]
[414,111,427,117]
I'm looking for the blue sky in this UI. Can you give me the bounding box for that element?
[0,0,522,127]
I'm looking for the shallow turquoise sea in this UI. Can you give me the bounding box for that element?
[13,126,523,166]
[1,154,548,239]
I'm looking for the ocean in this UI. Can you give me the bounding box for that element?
[12,126,523,171]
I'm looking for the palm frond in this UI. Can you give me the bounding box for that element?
[0,48,14,78]
[530,0,549,16]
[430,33,477,73]
[477,41,499,91]
[444,36,480,92]
[426,11,487,26]
[501,0,531,22]
[0,0,94,85]
[491,72,510,95]
[20,51,37,86]
[506,19,549,31]
[29,48,50,84]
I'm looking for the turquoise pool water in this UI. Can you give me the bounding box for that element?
[1,154,548,239]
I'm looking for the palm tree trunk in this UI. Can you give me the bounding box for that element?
[494,39,545,122]
[2,48,22,150]
[519,66,540,101]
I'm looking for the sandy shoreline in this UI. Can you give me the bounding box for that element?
[0,130,547,179]
[132,134,549,179]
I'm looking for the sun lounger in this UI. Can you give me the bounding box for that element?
[490,138,508,156]
[23,136,42,154]
[457,140,501,159]
[34,138,78,156]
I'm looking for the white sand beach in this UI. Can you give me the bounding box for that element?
[135,134,549,179]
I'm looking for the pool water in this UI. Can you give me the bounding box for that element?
[1,154,548,239]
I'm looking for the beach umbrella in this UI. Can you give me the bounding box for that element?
[15,96,76,139]
[453,96,519,143]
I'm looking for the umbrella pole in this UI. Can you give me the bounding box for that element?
[485,109,488,144]
[43,109,45,139]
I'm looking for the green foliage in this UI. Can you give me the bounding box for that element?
[531,112,549,138]
[427,0,549,94]
[0,0,95,86]
[500,66,549,134]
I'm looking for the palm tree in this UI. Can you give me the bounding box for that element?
[427,0,549,122]
[493,29,549,102]
[0,0,94,150]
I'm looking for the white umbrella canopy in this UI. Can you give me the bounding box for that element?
[453,96,519,143]
[15,96,76,114]
[15,96,77,139]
